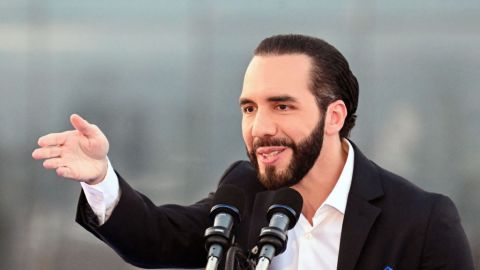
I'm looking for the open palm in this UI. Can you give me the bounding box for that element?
[32,114,109,184]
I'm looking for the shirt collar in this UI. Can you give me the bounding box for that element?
[321,139,354,214]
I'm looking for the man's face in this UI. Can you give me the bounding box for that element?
[240,54,324,189]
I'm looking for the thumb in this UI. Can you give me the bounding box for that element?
[70,114,96,137]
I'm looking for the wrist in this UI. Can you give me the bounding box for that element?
[85,159,108,185]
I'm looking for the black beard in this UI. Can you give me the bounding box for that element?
[247,116,325,190]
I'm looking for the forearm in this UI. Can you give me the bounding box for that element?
[76,175,212,268]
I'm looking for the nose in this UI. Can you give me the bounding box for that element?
[251,109,277,138]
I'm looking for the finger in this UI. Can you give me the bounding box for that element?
[32,146,62,160]
[70,114,96,137]
[38,132,68,147]
[56,166,76,179]
[43,158,64,170]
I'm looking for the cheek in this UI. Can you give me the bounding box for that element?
[242,121,253,151]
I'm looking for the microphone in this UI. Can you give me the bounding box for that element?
[255,188,303,270]
[204,184,245,270]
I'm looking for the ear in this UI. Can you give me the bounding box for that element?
[324,100,347,136]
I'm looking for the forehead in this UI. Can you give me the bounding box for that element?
[240,54,314,102]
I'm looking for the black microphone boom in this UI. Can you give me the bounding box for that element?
[255,188,303,270]
[204,184,245,270]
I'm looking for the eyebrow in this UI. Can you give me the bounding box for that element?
[239,98,254,106]
[239,95,298,105]
[267,95,298,103]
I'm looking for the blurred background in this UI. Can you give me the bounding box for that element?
[0,0,479,269]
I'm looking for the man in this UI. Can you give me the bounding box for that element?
[32,34,474,269]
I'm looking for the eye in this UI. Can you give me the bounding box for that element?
[242,105,256,114]
[275,104,290,111]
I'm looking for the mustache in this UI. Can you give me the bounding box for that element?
[252,137,296,152]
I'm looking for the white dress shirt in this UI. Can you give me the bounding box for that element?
[269,139,354,270]
[81,141,354,270]
[80,159,120,225]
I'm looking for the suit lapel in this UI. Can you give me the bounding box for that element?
[337,194,381,270]
[337,142,384,270]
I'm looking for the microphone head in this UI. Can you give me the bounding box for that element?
[266,188,303,229]
[210,184,245,222]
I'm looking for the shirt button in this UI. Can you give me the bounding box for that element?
[305,233,313,240]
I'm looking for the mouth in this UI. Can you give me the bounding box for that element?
[256,146,288,165]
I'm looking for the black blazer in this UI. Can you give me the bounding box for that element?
[76,143,474,269]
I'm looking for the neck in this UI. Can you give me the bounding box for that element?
[292,137,349,224]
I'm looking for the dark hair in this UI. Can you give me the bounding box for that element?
[254,34,359,138]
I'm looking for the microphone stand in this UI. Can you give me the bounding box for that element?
[225,244,256,270]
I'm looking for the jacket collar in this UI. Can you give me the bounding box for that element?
[337,141,383,270]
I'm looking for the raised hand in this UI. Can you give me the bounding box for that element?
[32,114,110,185]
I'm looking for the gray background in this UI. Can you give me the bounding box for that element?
[0,1,479,269]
